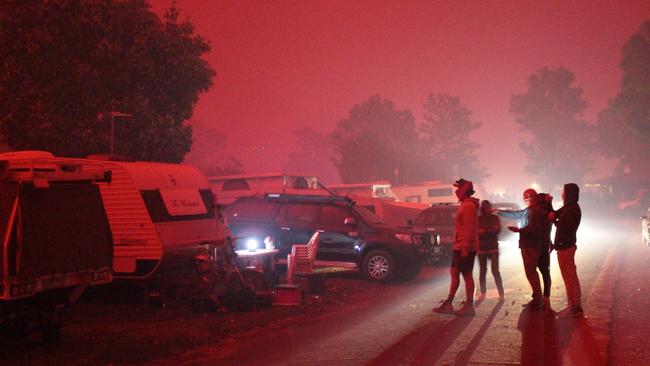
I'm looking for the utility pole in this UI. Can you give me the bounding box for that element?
[109,112,132,156]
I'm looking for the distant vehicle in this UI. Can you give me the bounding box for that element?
[0,152,113,342]
[410,204,458,263]
[641,208,650,246]
[208,172,334,206]
[225,194,437,282]
[392,181,487,205]
[2,151,223,306]
[329,181,400,201]
[330,181,428,226]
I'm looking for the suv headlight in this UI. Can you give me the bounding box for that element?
[395,233,413,244]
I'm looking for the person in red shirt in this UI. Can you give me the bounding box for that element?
[433,178,479,316]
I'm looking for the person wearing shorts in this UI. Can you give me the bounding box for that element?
[433,178,479,316]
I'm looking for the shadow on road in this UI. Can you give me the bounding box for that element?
[368,300,507,365]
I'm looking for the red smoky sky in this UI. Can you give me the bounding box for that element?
[149,0,650,196]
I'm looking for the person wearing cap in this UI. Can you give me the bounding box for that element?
[433,178,479,316]
[550,183,583,318]
[496,188,547,310]
[536,192,555,316]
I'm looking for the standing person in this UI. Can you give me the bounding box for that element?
[433,178,479,316]
[551,183,583,317]
[477,200,505,301]
[537,193,554,316]
[496,188,546,310]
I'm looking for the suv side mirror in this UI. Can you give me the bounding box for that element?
[344,217,357,227]
[407,219,414,226]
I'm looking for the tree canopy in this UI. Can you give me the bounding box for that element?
[597,20,650,188]
[420,94,488,182]
[510,67,593,189]
[0,0,214,162]
[330,95,427,184]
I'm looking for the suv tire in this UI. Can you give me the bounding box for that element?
[362,249,395,283]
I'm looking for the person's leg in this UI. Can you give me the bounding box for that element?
[448,266,461,300]
[453,252,476,316]
[521,248,543,307]
[434,251,461,313]
[478,253,488,295]
[557,246,582,308]
[490,252,505,298]
[538,251,551,298]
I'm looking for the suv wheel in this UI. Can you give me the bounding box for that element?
[362,250,394,283]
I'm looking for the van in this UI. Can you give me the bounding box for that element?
[392,181,486,205]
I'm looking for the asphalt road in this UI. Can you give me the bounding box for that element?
[172,216,649,366]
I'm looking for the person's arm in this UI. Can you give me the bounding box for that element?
[496,208,526,220]
[555,206,580,233]
[518,208,545,235]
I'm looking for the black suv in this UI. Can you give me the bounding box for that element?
[225,194,436,282]
[410,203,456,263]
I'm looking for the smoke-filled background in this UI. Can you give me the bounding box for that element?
[1,0,649,213]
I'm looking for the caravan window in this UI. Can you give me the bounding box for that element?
[427,188,453,197]
[140,189,215,222]
[222,179,250,191]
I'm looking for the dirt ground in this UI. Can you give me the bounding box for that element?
[0,271,392,365]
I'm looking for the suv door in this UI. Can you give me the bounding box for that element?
[317,204,360,262]
[277,202,320,256]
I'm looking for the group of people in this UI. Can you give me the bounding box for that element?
[433,178,583,318]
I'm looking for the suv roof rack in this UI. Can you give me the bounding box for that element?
[265,192,355,205]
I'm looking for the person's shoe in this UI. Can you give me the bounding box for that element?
[433,299,453,314]
[522,298,543,310]
[476,293,486,302]
[557,305,584,318]
[453,301,475,316]
[498,293,505,302]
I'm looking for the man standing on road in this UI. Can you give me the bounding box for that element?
[551,183,584,318]
[433,178,479,316]
[496,188,546,310]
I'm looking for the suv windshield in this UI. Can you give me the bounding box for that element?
[353,205,388,225]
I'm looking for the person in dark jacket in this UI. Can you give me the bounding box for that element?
[537,192,554,316]
[496,188,547,310]
[477,200,505,301]
[550,183,583,317]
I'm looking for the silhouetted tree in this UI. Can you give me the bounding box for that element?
[597,20,650,191]
[184,123,244,176]
[285,127,339,182]
[0,1,214,162]
[331,95,426,184]
[510,67,593,189]
[420,94,489,183]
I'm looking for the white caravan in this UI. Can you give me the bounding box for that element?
[0,151,220,280]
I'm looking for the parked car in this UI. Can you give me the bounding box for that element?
[641,208,650,246]
[225,194,437,282]
[410,203,457,263]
